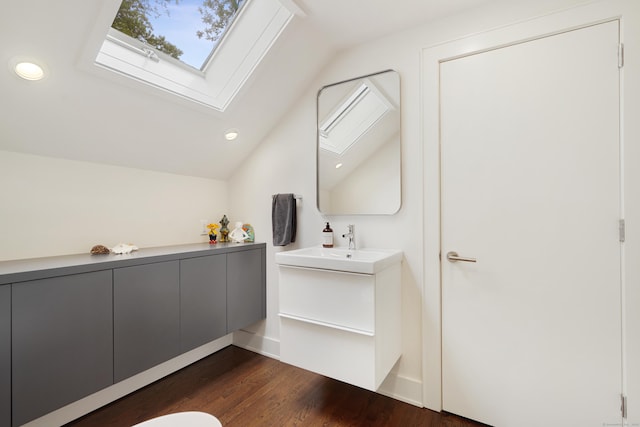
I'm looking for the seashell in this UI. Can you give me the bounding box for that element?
[111,243,139,255]
[90,244,110,255]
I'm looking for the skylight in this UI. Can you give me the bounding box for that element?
[95,0,296,110]
[110,0,246,71]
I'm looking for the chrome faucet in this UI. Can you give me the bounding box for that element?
[342,224,356,250]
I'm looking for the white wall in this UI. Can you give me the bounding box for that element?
[228,0,633,409]
[226,3,427,403]
[623,1,640,420]
[0,151,228,261]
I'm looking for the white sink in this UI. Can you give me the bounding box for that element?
[275,246,402,274]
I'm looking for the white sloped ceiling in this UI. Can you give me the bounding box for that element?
[0,0,493,180]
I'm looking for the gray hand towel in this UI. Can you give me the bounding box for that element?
[272,193,297,246]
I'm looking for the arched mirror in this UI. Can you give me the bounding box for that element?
[316,70,401,215]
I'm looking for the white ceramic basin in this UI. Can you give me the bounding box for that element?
[275,246,402,274]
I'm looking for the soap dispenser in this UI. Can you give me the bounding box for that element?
[322,222,334,248]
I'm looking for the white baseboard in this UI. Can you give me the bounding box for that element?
[232,331,424,407]
[232,329,280,359]
[377,373,424,407]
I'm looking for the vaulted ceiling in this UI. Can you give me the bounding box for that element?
[0,0,494,180]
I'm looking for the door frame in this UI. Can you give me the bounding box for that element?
[421,0,639,416]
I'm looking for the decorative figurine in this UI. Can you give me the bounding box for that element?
[243,223,255,242]
[206,223,220,245]
[229,221,249,243]
[219,215,230,243]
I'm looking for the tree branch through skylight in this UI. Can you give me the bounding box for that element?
[111,0,245,69]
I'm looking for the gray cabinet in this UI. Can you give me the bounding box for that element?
[0,286,9,427]
[227,248,266,331]
[114,261,180,382]
[180,255,227,352]
[0,242,266,425]
[11,271,113,427]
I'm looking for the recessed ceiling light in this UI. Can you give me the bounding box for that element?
[14,62,44,81]
[335,163,343,169]
[224,129,239,141]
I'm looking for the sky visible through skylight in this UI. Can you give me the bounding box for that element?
[149,0,216,69]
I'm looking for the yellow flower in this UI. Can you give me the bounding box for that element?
[206,223,220,234]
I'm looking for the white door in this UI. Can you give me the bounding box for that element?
[440,21,622,426]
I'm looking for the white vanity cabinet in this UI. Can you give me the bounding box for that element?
[278,262,401,391]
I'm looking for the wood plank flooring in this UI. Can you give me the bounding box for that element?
[65,346,487,427]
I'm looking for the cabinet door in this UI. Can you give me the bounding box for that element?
[12,271,113,427]
[0,286,9,427]
[227,248,265,331]
[180,255,227,352]
[114,261,180,382]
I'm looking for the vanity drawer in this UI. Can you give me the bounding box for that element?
[280,316,377,390]
[279,266,374,333]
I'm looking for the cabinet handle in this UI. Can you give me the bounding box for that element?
[278,313,374,336]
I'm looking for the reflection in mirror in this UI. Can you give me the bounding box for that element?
[317,70,401,215]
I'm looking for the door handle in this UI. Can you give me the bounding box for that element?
[446,251,477,263]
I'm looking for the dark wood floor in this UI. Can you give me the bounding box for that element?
[66,346,487,427]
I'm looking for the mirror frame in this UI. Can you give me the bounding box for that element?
[316,69,401,215]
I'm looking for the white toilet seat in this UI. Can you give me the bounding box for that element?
[131,411,222,427]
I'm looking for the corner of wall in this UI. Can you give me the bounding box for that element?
[233,329,280,360]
